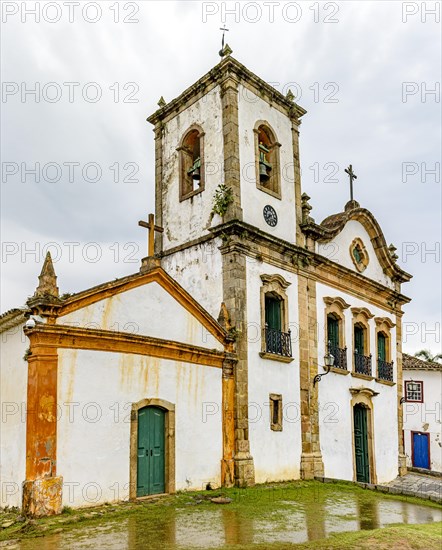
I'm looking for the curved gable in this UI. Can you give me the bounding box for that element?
[315,205,411,286]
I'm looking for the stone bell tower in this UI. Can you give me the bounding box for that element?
[147,48,311,486]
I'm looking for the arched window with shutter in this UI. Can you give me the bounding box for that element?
[177,125,205,201]
[254,121,281,198]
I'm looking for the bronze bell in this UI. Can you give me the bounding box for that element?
[188,156,201,181]
[259,162,270,182]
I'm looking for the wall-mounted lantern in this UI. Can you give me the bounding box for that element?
[313,347,335,386]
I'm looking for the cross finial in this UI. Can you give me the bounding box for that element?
[344,164,358,202]
[219,26,230,57]
[138,213,164,258]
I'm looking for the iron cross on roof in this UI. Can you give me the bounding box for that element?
[219,26,229,56]
[138,213,163,258]
[220,26,229,49]
[345,164,358,202]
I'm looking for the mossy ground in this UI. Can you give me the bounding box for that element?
[0,480,440,549]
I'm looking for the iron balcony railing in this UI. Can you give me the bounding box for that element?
[354,351,372,376]
[329,344,347,370]
[264,325,292,357]
[378,359,394,382]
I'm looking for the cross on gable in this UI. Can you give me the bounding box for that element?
[138,213,164,257]
[345,164,358,202]
[220,26,229,49]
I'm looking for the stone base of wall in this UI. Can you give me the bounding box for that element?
[221,458,235,488]
[234,456,255,487]
[300,452,324,480]
[22,476,63,517]
[398,454,407,476]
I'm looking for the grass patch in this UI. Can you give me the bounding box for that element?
[0,480,440,547]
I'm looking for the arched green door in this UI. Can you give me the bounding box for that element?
[354,404,370,483]
[137,407,165,497]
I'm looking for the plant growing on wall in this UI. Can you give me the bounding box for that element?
[212,184,233,217]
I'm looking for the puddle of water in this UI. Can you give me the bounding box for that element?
[11,491,442,550]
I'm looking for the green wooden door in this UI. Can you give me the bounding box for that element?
[377,333,386,361]
[354,405,370,483]
[265,296,281,331]
[137,407,165,497]
[354,326,364,354]
[327,315,339,347]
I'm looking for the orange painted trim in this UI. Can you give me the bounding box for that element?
[25,324,230,369]
[25,346,58,480]
[221,366,235,487]
[57,267,229,347]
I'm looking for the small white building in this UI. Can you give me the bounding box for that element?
[402,354,442,473]
[0,51,413,517]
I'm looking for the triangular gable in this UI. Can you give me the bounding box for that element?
[57,267,228,349]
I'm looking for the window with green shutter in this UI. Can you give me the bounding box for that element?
[354,325,364,354]
[377,333,386,361]
[265,295,282,331]
[327,315,340,347]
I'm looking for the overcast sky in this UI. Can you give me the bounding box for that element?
[1,0,441,354]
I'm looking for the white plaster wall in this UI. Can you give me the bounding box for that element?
[246,259,301,482]
[57,349,223,508]
[317,220,395,289]
[162,239,224,321]
[316,283,399,483]
[238,84,297,243]
[161,86,224,250]
[0,323,28,507]
[58,281,222,351]
[403,369,442,472]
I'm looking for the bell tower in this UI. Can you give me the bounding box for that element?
[147,50,311,487]
[147,50,306,255]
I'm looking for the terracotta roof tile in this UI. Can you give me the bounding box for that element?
[403,353,442,371]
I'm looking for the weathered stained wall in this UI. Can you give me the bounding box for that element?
[317,221,395,289]
[246,260,302,483]
[162,239,224,321]
[0,323,28,507]
[58,281,223,352]
[161,86,224,251]
[237,84,297,243]
[403,369,442,472]
[57,349,223,508]
[316,283,398,483]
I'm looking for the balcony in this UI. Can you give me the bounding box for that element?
[354,352,372,376]
[378,359,394,382]
[329,344,347,370]
[264,326,292,358]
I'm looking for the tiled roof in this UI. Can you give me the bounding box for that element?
[403,353,442,371]
[0,307,28,332]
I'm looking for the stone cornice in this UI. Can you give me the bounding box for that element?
[260,274,291,290]
[351,307,375,320]
[210,220,410,311]
[349,387,380,398]
[374,316,396,328]
[147,56,306,126]
[24,324,234,369]
[323,296,351,310]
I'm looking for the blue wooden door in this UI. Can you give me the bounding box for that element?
[137,407,165,497]
[412,432,430,469]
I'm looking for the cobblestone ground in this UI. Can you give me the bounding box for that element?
[383,472,442,503]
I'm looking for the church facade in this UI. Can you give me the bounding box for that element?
[0,53,412,517]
